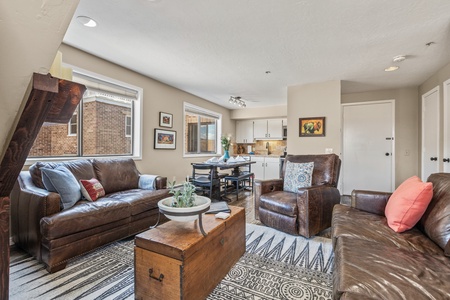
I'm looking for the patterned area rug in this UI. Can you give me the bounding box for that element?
[10,224,333,299]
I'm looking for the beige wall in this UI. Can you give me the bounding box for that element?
[59,44,234,182]
[287,80,341,155]
[230,105,287,119]
[342,87,419,187]
[0,1,80,163]
[418,62,450,174]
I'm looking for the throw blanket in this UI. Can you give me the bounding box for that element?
[138,174,157,190]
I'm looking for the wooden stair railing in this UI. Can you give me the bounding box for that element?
[0,73,85,300]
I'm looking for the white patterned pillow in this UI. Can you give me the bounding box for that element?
[283,161,314,193]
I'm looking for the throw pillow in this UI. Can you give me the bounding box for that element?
[41,166,82,210]
[80,178,105,201]
[385,176,433,233]
[138,174,158,190]
[283,161,314,193]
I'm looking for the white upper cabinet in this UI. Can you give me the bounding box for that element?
[235,120,254,143]
[254,119,283,140]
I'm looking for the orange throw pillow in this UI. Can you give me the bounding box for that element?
[80,178,105,201]
[385,176,433,232]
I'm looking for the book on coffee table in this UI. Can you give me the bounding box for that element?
[206,201,231,214]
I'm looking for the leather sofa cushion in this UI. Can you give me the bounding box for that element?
[260,191,297,217]
[29,159,96,189]
[332,204,443,255]
[334,236,450,299]
[420,173,450,256]
[106,188,170,215]
[92,158,139,194]
[40,198,130,240]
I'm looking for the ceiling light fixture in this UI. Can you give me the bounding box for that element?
[229,96,246,108]
[384,66,399,72]
[392,55,406,63]
[77,16,97,27]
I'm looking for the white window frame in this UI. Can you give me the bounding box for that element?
[26,65,143,165]
[183,102,222,158]
[125,115,132,137]
[67,111,77,136]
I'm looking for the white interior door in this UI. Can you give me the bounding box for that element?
[444,80,450,172]
[422,87,440,180]
[342,101,394,195]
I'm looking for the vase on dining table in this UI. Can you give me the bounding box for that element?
[224,150,230,162]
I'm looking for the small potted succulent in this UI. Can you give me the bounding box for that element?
[158,181,211,222]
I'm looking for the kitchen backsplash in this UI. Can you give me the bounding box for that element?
[234,140,287,156]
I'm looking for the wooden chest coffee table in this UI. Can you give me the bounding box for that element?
[134,206,245,300]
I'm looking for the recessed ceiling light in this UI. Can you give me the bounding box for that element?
[384,66,399,72]
[392,55,406,63]
[77,16,97,28]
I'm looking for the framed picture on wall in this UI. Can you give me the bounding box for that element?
[299,117,325,137]
[154,129,176,149]
[159,112,173,128]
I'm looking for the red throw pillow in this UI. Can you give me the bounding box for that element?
[80,178,105,201]
[385,176,433,232]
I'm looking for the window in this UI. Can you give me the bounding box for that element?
[184,102,222,156]
[28,67,142,159]
[125,115,132,137]
[68,112,77,136]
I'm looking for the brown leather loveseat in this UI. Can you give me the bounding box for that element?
[332,173,450,299]
[10,158,170,273]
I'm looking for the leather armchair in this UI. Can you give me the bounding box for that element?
[254,154,341,237]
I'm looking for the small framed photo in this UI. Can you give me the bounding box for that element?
[154,129,176,150]
[299,117,326,137]
[159,112,173,128]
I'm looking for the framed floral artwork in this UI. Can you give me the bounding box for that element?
[159,112,173,128]
[154,129,176,149]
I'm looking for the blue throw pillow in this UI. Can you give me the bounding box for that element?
[41,166,82,210]
[283,161,314,193]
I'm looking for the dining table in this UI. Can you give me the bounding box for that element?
[195,159,255,200]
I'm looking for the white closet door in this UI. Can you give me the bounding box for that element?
[421,87,440,181]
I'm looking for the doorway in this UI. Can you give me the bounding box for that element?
[341,100,395,195]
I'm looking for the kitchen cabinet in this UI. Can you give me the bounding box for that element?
[251,156,280,180]
[253,119,283,139]
[235,120,254,143]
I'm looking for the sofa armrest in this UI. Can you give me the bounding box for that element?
[297,185,341,237]
[254,178,283,219]
[155,176,167,189]
[10,171,61,260]
[351,190,392,216]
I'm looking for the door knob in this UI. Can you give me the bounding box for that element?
[385,153,390,156]
[444,158,450,163]
[430,157,438,161]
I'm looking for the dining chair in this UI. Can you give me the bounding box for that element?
[190,163,221,199]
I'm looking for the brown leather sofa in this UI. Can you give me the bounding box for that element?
[254,154,341,237]
[10,158,170,273]
[332,173,450,299]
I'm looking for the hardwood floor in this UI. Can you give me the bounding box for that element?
[221,190,261,224]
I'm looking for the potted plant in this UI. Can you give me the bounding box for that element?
[158,181,211,222]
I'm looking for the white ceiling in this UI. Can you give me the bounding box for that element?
[63,0,450,109]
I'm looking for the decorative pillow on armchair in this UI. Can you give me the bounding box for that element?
[41,166,82,210]
[283,161,314,193]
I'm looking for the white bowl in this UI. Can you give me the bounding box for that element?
[158,195,211,222]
